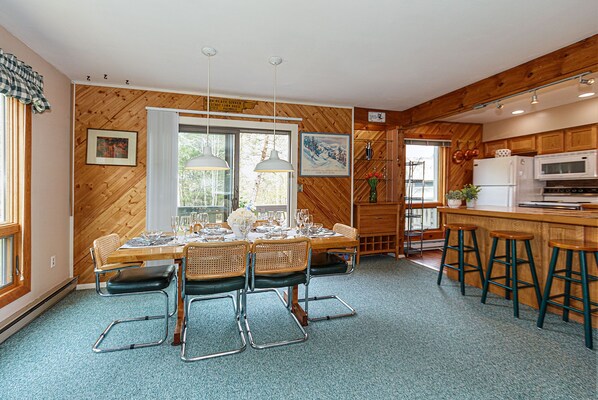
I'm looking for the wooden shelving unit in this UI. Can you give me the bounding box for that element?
[354,202,400,263]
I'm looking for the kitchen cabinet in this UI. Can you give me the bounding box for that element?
[537,131,564,154]
[483,140,507,158]
[565,125,598,152]
[507,135,536,154]
[354,202,400,262]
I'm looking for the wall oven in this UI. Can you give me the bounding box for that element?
[534,150,598,180]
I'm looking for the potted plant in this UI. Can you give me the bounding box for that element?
[365,170,384,203]
[461,184,482,208]
[446,190,464,208]
[227,207,257,239]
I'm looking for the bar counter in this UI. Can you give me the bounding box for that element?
[438,205,598,327]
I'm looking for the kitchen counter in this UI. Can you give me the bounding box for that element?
[438,205,598,227]
[438,205,598,327]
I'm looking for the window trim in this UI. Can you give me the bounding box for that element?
[0,98,31,308]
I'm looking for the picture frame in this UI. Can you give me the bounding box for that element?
[300,132,351,177]
[86,128,138,166]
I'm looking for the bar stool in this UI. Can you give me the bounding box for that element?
[437,223,484,295]
[481,231,542,318]
[537,239,598,349]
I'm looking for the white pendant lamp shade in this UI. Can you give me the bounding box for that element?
[254,56,294,173]
[185,46,230,171]
[185,145,230,170]
[254,149,294,172]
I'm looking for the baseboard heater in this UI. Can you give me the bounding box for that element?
[0,277,78,344]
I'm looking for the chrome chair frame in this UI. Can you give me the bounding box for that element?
[299,247,357,321]
[90,248,178,353]
[243,243,312,350]
[180,250,251,362]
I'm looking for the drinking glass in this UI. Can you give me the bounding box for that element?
[199,212,209,228]
[239,221,250,240]
[171,215,179,239]
[275,211,286,230]
[180,216,191,239]
[304,214,313,235]
[267,211,276,227]
[294,209,303,231]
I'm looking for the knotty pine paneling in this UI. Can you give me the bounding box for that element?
[74,85,352,283]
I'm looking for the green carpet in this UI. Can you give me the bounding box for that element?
[0,256,595,399]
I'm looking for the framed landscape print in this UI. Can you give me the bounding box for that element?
[300,132,351,177]
[86,129,138,166]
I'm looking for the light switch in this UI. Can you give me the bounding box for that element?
[298,184,303,192]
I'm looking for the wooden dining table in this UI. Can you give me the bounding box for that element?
[107,233,359,346]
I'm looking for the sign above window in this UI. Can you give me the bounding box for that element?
[368,111,386,123]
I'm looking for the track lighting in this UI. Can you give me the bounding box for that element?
[530,91,538,104]
[580,77,595,85]
[496,103,504,110]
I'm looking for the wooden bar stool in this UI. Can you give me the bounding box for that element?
[537,239,598,349]
[481,231,542,318]
[437,223,484,296]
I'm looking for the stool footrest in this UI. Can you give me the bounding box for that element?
[553,269,598,281]
[545,299,598,315]
[548,294,598,308]
[491,258,530,266]
[441,263,482,272]
[486,280,536,292]
[446,245,477,253]
[552,274,584,284]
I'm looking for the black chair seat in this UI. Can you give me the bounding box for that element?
[310,253,348,276]
[253,272,306,289]
[185,276,246,295]
[106,265,176,295]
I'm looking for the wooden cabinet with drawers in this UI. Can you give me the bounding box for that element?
[483,140,507,158]
[537,130,564,154]
[565,125,598,152]
[354,202,400,262]
[508,135,536,154]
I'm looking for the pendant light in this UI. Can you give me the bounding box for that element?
[254,57,294,173]
[185,47,230,171]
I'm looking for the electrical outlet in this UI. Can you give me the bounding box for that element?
[297,184,303,192]
[50,255,56,268]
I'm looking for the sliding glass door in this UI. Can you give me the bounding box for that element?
[177,125,290,221]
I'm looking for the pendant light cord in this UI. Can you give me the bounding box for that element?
[207,54,211,143]
[273,62,277,151]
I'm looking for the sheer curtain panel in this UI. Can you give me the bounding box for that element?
[146,110,179,231]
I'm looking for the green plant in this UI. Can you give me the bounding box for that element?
[446,190,464,200]
[461,184,481,200]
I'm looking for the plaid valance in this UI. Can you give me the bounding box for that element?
[0,48,51,113]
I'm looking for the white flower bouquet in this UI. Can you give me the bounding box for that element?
[227,207,257,227]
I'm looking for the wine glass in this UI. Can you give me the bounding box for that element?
[238,221,251,241]
[171,215,179,239]
[294,209,303,232]
[304,214,313,235]
[180,216,191,239]
[199,212,209,229]
[267,211,276,227]
[275,211,286,230]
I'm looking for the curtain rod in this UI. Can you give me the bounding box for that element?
[145,106,303,122]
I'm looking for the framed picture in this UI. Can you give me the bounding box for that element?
[86,129,138,166]
[300,132,351,177]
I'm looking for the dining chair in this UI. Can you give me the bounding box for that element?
[253,219,279,228]
[244,237,311,349]
[90,233,177,353]
[180,241,250,361]
[299,223,358,321]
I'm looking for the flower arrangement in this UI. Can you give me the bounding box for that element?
[365,170,384,185]
[227,207,257,227]
[461,184,481,200]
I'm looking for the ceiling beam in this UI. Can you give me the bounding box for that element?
[401,34,598,128]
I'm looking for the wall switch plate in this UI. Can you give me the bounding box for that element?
[50,256,56,268]
[297,184,303,192]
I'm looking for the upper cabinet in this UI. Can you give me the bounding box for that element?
[482,123,597,158]
[537,131,564,154]
[507,135,536,154]
[564,125,597,152]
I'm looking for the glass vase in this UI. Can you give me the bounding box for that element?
[368,181,378,203]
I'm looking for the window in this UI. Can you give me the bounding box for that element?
[0,95,31,307]
[405,143,445,231]
[177,124,291,221]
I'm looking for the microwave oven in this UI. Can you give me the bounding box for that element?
[534,150,598,180]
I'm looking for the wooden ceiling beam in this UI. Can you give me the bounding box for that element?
[401,34,598,128]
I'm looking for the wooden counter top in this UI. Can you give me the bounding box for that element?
[438,205,598,227]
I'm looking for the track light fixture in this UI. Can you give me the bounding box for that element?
[473,71,594,110]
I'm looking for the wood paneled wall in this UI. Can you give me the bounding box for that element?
[403,121,483,192]
[74,85,352,284]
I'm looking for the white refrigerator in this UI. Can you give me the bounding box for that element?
[472,156,544,207]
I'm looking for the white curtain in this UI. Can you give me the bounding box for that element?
[146,110,179,231]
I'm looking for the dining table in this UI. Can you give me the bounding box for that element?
[106,228,359,346]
